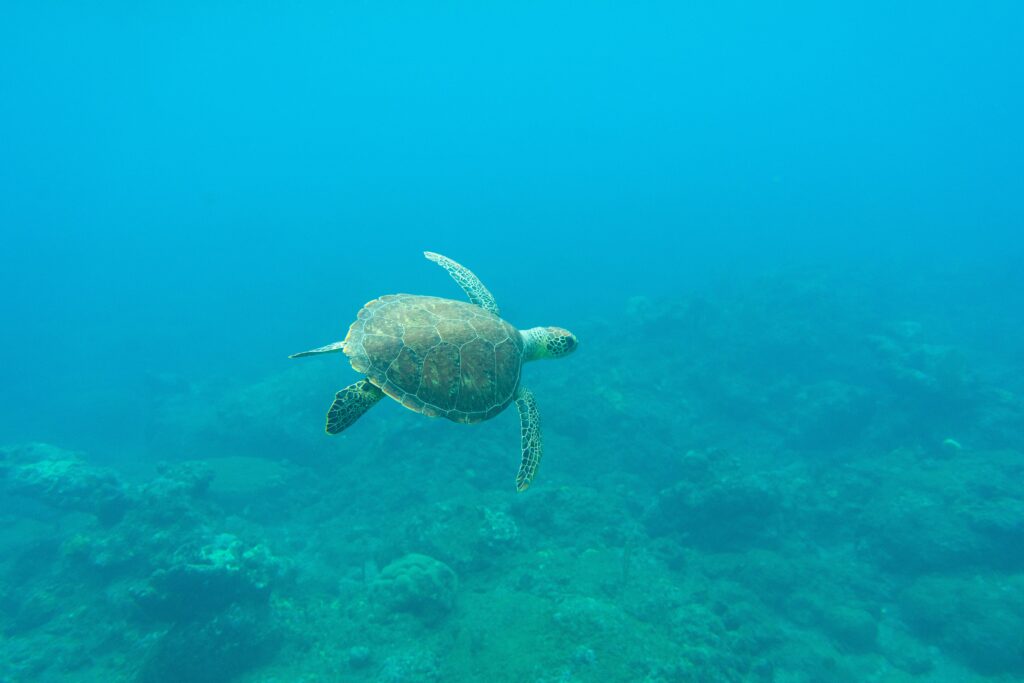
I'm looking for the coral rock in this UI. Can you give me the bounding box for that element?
[372,553,457,623]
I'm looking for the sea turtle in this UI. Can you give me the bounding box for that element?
[290,251,578,491]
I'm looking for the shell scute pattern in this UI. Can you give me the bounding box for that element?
[457,338,497,412]
[494,338,521,401]
[361,334,402,366]
[471,317,511,344]
[435,317,475,341]
[419,343,461,409]
[398,306,438,327]
[363,314,404,337]
[344,294,523,423]
[416,297,457,316]
[403,326,442,356]
[387,346,422,394]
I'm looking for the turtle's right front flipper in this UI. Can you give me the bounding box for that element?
[326,379,383,434]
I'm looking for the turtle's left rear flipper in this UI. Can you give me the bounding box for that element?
[326,380,383,434]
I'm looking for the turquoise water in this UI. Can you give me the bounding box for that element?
[2,3,1023,682]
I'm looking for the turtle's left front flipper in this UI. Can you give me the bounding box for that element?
[514,387,543,491]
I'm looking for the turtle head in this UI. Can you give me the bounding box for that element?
[522,326,579,361]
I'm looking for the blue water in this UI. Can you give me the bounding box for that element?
[2,3,1023,682]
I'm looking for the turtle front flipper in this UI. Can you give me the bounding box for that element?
[514,387,543,491]
[423,251,500,315]
[326,379,383,434]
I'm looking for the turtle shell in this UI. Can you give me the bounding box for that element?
[343,294,524,423]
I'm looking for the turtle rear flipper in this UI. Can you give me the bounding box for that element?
[514,387,543,491]
[326,380,383,434]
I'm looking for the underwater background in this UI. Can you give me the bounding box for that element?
[2,2,1023,682]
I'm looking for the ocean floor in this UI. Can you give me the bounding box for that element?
[2,271,1023,682]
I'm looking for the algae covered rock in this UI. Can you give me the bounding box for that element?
[146,460,214,499]
[134,532,286,621]
[854,448,1024,573]
[786,380,875,450]
[372,553,457,622]
[403,502,519,571]
[877,624,935,676]
[644,459,783,550]
[899,573,1024,676]
[552,595,627,638]
[136,603,279,683]
[866,328,977,432]
[786,592,878,653]
[2,443,130,524]
[346,644,372,669]
[378,649,441,683]
[648,598,780,683]
[63,530,140,574]
[512,485,629,547]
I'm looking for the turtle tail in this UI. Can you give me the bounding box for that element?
[289,341,346,359]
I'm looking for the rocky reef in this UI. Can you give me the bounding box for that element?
[1,271,1022,682]
[0,445,290,683]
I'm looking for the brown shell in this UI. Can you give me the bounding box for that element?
[343,294,524,423]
